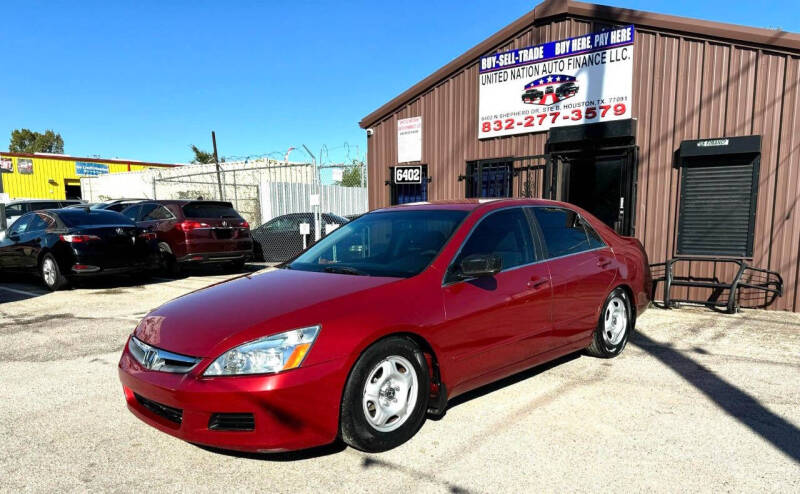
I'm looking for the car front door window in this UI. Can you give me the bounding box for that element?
[448,207,535,282]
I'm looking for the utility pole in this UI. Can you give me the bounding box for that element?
[212,131,224,200]
[302,144,321,242]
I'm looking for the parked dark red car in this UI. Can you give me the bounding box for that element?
[118,199,650,453]
[121,200,253,273]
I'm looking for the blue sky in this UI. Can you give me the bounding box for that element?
[1,1,797,165]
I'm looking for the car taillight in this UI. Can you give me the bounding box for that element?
[177,221,210,232]
[60,234,100,243]
[240,221,249,229]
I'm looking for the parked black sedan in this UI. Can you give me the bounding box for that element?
[0,208,160,290]
[251,212,349,262]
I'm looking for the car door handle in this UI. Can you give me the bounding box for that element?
[597,258,612,268]
[527,277,549,288]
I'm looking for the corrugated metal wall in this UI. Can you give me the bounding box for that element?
[366,16,800,311]
[0,154,167,200]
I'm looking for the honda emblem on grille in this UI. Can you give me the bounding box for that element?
[143,348,159,369]
[116,228,124,235]
[222,221,228,227]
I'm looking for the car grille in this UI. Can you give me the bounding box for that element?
[208,413,255,431]
[134,393,183,425]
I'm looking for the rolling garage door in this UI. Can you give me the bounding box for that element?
[676,138,760,258]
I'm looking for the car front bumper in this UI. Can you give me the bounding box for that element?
[118,340,347,453]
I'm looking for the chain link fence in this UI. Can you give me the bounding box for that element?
[151,160,367,263]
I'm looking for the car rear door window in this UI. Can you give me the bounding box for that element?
[26,214,51,233]
[455,208,535,272]
[142,205,173,221]
[531,207,598,258]
[121,205,141,222]
[137,204,157,221]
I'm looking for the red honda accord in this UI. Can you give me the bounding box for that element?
[118,199,651,453]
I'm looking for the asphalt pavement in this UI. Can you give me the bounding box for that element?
[1,266,799,493]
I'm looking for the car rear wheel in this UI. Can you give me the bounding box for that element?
[40,253,67,291]
[586,287,632,358]
[340,337,429,452]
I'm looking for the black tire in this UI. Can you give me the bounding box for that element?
[340,337,429,453]
[159,243,181,277]
[586,287,633,358]
[228,259,246,272]
[40,253,67,291]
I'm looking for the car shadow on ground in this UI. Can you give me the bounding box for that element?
[630,331,800,464]
[193,440,347,462]
[0,262,270,303]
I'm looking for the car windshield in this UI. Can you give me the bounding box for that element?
[289,209,467,278]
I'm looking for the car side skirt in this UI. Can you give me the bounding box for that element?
[445,336,594,400]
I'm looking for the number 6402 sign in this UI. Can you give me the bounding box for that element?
[394,166,422,184]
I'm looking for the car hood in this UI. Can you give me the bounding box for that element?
[133,268,399,357]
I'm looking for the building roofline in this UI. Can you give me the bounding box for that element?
[0,151,179,168]
[359,0,800,129]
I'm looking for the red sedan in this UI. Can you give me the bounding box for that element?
[118,199,651,453]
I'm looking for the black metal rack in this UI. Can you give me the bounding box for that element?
[650,256,783,313]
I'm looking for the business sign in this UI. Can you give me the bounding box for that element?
[478,25,634,139]
[394,165,422,184]
[17,158,33,174]
[397,116,422,163]
[0,158,11,172]
[75,161,109,176]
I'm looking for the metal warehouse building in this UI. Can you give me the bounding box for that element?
[360,0,800,312]
[0,152,176,201]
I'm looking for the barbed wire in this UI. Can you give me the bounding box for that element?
[218,142,365,166]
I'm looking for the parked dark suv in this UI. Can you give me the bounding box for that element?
[121,200,253,273]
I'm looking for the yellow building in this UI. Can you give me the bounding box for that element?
[0,152,176,200]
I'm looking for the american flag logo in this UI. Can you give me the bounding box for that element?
[521,74,579,106]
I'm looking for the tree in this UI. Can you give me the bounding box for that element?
[189,145,216,164]
[337,159,364,187]
[9,129,64,154]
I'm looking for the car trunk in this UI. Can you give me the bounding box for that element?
[75,226,150,267]
[181,202,251,255]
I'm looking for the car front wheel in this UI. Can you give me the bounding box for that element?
[340,337,429,452]
[586,287,632,358]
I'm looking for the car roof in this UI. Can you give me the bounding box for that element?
[371,198,568,213]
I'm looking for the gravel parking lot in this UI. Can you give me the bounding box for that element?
[1,267,799,493]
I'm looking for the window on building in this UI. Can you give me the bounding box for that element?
[390,165,428,205]
[465,160,513,198]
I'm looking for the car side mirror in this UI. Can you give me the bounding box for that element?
[459,253,502,278]
[7,232,19,241]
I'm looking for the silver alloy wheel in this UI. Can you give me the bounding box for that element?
[603,295,627,346]
[42,258,57,287]
[362,355,418,432]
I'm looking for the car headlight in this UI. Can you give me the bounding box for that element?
[203,325,321,376]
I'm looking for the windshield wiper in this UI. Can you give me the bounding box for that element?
[323,266,368,276]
